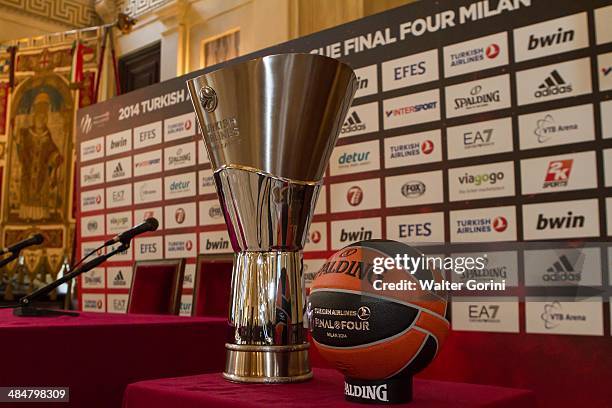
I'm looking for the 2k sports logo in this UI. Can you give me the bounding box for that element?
[543,159,572,188]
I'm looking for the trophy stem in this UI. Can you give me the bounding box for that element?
[225,250,312,383]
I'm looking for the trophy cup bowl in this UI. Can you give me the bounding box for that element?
[187,53,356,383]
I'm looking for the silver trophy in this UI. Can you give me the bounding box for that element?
[187,53,356,383]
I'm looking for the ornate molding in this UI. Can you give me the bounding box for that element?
[118,0,172,18]
[0,0,100,28]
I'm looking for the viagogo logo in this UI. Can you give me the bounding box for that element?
[458,171,504,186]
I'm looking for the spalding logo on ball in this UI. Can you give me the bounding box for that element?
[308,240,450,404]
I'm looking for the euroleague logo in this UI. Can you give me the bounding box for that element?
[346,186,364,206]
[492,216,508,232]
[485,44,500,59]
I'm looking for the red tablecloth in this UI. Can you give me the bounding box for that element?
[0,309,229,408]
[122,368,536,408]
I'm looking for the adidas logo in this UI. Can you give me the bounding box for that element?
[534,70,572,98]
[113,270,127,286]
[543,254,581,282]
[341,111,366,134]
[113,162,125,178]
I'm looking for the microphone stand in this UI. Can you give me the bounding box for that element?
[13,243,130,317]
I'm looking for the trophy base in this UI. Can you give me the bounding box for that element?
[223,343,313,383]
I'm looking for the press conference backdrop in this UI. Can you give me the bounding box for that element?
[76,0,612,336]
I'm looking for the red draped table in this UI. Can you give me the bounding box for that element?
[122,368,536,408]
[0,309,228,408]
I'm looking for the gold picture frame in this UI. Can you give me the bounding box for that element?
[200,28,240,69]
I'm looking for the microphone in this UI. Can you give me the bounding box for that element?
[0,234,44,256]
[104,217,159,246]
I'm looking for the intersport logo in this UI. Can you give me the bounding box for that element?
[385,101,437,118]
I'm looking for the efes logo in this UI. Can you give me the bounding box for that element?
[342,111,365,134]
[543,159,572,188]
[401,181,425,197]
[398,222,431,238]
[346,186,363,206]
[454,84,500,111]
[535,70,572,98]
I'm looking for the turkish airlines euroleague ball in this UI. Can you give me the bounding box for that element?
[308,240,449,404]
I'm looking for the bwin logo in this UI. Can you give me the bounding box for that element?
[345,383,389,402]
[80,114,93,134]
[342,111,366,133]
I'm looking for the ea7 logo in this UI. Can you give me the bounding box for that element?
[543,160,572,188]
[469,304,499,320]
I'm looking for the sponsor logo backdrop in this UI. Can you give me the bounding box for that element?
[76,0,611,336]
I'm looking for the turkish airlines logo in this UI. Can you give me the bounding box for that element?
[346,186,363,206]
[421,140,434,154]
[543,160,572,188]
[485,44,500,58]
[310,230,321,244]
[492,216,508,232]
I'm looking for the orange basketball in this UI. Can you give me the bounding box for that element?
[308,240,449,380]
